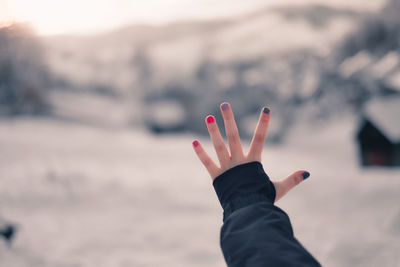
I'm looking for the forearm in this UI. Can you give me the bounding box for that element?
[220,201,320,267]
[213,162,320,267]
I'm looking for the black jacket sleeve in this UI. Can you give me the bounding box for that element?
[212,161,321,267]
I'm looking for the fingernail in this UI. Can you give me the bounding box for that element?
[206,115,215,124]
[263,107,270,114]
[302,171,310,179]
[221,103,229,111]
[192,140,199,147]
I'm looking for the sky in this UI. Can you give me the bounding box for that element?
[0,0,386,36]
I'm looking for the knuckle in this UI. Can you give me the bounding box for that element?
[208,126,217,133]
[247,154,260,162]
[254,133,265,144]
[261,115,270,123]
[215,142,226,152]
[227,132,239,143]
[210,124,218,131]
[293,175,302,186]
[202,157,212,167]
[210,126,219,133]
[225,116,234,122]
[223,112,234,120]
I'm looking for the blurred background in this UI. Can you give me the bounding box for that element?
[1,0,400,266]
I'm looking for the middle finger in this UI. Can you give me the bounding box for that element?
[220,102,244,160]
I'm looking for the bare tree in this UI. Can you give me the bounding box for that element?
[0,23,49,115]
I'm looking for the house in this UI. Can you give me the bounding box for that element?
[357,97,400,166]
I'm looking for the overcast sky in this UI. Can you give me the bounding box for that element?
[0,0,386,36]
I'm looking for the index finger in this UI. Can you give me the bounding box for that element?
[247,107,270,161]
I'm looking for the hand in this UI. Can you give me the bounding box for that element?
[192,102,310,202]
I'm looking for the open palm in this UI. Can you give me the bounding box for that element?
[192,102,310,202]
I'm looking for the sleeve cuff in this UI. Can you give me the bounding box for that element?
[212,161,276,220]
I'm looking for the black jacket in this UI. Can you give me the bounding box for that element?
[213,161,321,267]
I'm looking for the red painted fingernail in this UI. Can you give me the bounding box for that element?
[192,140,199,147]
[206,116,215,124]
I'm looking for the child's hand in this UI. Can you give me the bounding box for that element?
[192,102,310,202]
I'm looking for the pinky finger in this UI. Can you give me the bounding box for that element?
[192,140,221,179]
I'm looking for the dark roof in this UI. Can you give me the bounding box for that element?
[362,97,400,142]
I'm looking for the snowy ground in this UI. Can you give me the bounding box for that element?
[0,117,399,267]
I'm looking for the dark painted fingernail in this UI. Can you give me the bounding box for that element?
[206,115,215,123]
[192,140,199,147]
[221,103,229,111]
[263,107,270,114]
[302,171,310,179]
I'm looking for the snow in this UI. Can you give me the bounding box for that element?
[369,52,399,79]
[339,51,372,78]
[387,69,400,92]
[364,97,400,142]
[0,116,400,266]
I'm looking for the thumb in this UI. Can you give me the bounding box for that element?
[272,170,310,202]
